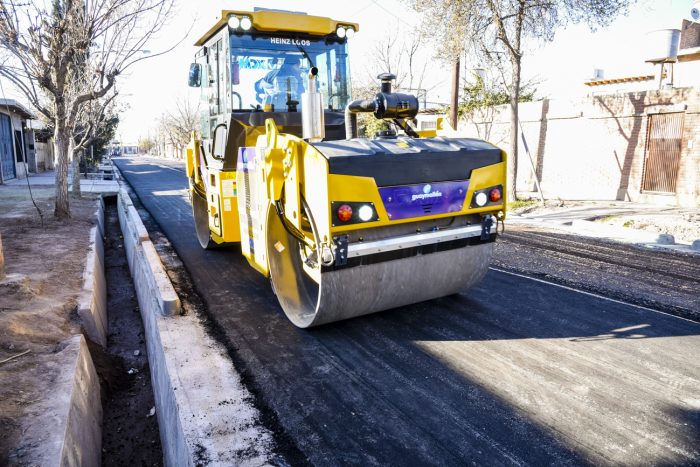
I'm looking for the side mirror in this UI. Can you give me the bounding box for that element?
[188,63,201,87]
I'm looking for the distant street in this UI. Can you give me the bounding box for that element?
[115,155,700,466]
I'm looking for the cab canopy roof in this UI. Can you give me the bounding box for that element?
[195,9,359,46]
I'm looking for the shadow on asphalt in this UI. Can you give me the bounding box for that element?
[114,156,700,466]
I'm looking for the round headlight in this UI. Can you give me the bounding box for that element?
[358,205,373,222]
[227,16,240,29]
[345,27,355,38]
[475,192,488,207]
[240,17,252,30]
[336,26,346,38]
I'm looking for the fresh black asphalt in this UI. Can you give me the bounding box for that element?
[114,156,700,466]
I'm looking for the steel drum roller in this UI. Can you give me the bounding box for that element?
[267,205,493,328]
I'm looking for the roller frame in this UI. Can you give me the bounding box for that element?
[343,223,489,260]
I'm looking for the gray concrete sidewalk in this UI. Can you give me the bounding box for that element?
[508,200,700,254]
[509,200,697,224]
[1,168,119,194]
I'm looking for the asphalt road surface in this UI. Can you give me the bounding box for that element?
[114,156,700,466]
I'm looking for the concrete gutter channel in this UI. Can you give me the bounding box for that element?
[43,178,275,464]
[113,178,276,465]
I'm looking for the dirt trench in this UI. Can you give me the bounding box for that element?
[97,196,163,466]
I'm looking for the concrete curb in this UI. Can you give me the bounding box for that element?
[116,187,276,466]
[118,189,179,315]
[20,335,102,466]
[78,198,108,346]
[57,335,103,466]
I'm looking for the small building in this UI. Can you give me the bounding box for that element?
[122,144,139,155]
[27,119,55,172]
[0,99,35,183]
[109,141,139,156]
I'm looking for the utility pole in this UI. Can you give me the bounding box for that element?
[449,58,460,131]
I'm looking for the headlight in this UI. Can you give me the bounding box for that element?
[470,185,504,208]
[331,202,378,226]
[227,16,240,29]
[240,17,252,30]
[345,27,355,38]
[336,26,346,38]
[358,204,373,222]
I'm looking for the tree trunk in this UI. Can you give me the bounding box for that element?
[508,58,521,203]
[54,128,71,218]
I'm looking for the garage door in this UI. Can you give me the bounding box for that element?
[0,113,15,180]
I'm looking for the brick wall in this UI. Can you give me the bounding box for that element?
[459,88,700,207]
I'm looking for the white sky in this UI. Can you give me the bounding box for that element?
[1,0,697,142]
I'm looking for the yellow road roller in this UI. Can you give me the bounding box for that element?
[186,9,506,327]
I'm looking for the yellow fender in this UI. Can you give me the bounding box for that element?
[185,131,202,186]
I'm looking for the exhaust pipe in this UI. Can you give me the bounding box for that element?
[302,67,325,142]
[344,73,418,139]
[344,99,377,139]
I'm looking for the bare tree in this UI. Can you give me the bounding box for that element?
[368,27,431,95]
[70,90,119,195]
[0,0,174,217]
[353,25,435,137]
[159,97,199,159]
[407,0,633,202]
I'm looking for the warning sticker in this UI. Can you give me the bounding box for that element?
[222,179,237,197]
[223,198,232,211]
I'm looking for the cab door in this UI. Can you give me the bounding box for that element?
[205,33,231,239]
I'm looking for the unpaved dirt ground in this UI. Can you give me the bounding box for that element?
[0,185,163,465]
[0,186,96,464]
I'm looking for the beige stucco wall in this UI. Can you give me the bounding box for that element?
[459,88,700,207]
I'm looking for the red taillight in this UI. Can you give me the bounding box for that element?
[489,188,502,203]
[337,204,353,222]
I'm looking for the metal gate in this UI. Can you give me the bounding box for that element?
[641,112,684,194]
[0,113,14,180]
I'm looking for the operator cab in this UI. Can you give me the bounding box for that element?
[188,9,356,165]
[229,34,350,113]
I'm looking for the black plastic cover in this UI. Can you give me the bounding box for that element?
[312,137,503,186]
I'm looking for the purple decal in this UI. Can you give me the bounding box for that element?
[237,147,258,172]
[379,180,470,220]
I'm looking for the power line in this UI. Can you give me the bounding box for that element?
[369,0,418,29]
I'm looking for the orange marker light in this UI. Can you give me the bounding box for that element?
[489,188,502,203]
[337,204,353,222]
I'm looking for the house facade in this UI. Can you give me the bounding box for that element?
[457,20,700,207]
[0,99,35,183]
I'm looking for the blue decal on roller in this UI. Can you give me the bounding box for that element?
[379,180,470,220]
